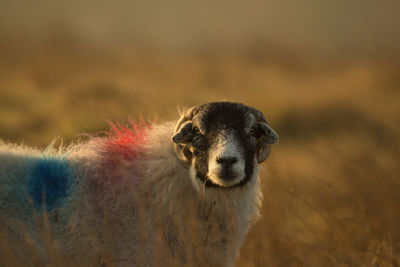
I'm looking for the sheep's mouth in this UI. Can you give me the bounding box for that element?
[197,172,249,188]
[218,170,239,181]
[209,172,245,187]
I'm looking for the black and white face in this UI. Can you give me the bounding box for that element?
[172,102,279,189]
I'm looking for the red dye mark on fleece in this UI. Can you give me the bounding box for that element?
[90,120,150,208]
[105,119,149,160]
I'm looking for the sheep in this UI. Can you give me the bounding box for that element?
[0,101,279,267]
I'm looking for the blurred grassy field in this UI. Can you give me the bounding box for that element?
[1,39,400,266]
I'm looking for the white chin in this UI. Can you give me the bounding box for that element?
[207,172,245,187]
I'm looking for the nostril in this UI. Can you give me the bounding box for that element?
[216,157,238,165]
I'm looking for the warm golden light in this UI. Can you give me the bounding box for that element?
[0,1,399,266]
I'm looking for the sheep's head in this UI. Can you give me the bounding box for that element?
[172,102,279,188]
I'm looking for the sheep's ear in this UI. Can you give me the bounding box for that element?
[172,121,194,144]
[255,122,279,163]
[172,121,194,163]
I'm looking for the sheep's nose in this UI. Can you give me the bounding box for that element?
[216,157,238,166]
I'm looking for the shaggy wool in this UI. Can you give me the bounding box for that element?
[0,120,262,267]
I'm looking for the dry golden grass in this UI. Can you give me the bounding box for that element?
[0,39,399,266]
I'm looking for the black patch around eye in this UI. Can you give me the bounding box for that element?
[251,126,264,139]
[192,135,209,151]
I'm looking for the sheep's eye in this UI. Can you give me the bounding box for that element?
[193,127,201,136]
[250,127,263,144]
[256,137,263,145]
[249,128,256,137]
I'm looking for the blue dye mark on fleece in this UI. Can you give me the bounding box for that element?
[26,157,74,211]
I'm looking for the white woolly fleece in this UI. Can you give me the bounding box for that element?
[0,122,263,267]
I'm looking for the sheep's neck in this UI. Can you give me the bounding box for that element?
[157,181,260,267]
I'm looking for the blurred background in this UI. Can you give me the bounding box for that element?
[1,0,399,266]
